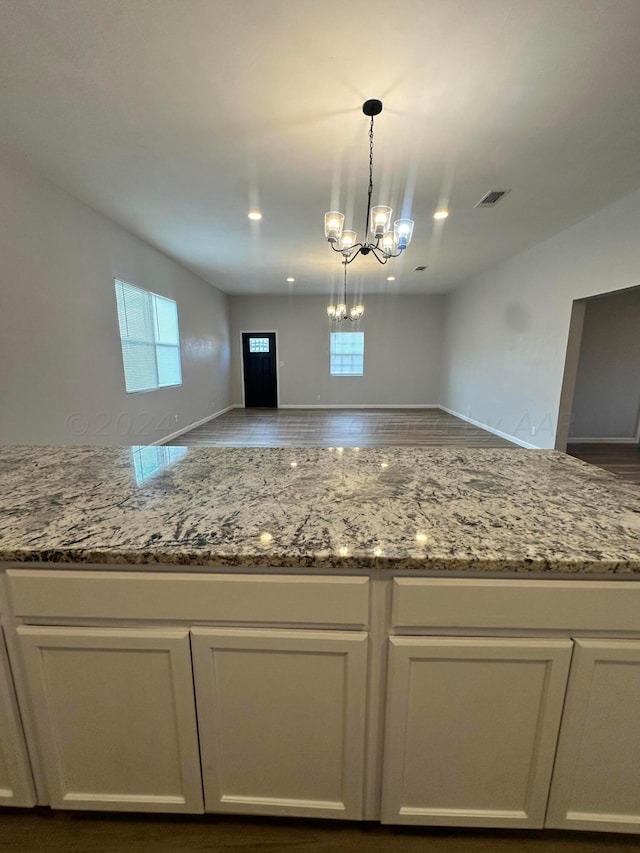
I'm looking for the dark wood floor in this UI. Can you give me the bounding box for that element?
[167,409,640,485]
[167,408,514,448]
[567,442,640,485]
[0,810,638,853]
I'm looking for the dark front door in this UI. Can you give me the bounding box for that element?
[242,332,278,407]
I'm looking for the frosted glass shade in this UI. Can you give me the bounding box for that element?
[324,211,345,241]
[381,231,396,254]
[394,219,414,249]
[370,205,392,238]
[339,230,357,252]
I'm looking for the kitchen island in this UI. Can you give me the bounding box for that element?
[0,444,639,573]
[0,444,639,834]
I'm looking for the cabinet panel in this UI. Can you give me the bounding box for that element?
[17,627,203,812]
[381,637,572,828]
[191,628,367,819]
[546,639,640,833]
[8,570,369,627]
[0,630,35,806]
[392,578,640,632]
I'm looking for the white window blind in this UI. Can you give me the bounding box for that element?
[115,280,182,393]
[330,332,364,376]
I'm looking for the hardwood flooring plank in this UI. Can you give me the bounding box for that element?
[166,408,514,449]
[567,442,640,485]
[0,810,638,853]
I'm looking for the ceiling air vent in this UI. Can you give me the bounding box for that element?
[414,265,428,272]
[475,189,510,208]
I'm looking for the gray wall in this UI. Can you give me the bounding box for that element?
[441,187,640,449]
[570,288,640,439]
[0,151,231,445]
[229,294,443,407]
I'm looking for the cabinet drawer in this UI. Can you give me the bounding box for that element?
[391,578,640,632]
[7,570,369,628]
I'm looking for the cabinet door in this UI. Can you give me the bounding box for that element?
[17,627,203,812]
[546,639,640,833]
[0,630,35,806]
[381,637,572,828]
[191,628,368,819]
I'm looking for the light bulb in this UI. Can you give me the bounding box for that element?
[394,219,414,249]
[339,230,357,253]
[370,205,392,238]
[324,211,345,242]
[381,231,396,254]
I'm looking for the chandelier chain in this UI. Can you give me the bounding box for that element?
[343,259,348,304]
[364,114,375,241]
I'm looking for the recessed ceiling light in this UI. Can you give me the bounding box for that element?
[386,275,396,281]
[433,210,449,220]
[286,276,295,283]
[248,210,262,221]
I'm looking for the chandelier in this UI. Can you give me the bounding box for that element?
[327,259,364,322]
[324,99,414,265]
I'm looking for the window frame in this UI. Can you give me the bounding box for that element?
[114,279,182,394]
[329,331,365,377]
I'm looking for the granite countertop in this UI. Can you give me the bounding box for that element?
[0,444,639,575]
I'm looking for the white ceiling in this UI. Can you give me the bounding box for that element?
[2,0,640,296]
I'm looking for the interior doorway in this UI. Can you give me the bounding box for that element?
[241,332,278,408]
[557,286,640,451]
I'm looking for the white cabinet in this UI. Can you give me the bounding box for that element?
[546,639,640,834]
[191,627,368,819]
[17,627,203,813]
[381,637,573,828]
[0,630,35,806]
[5,570,640,832]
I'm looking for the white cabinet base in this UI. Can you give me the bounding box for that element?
[381,637,573,828]
[17,627,203,813]
[191,628,368,820]
[546,639,640,834]
[0,630,35,806]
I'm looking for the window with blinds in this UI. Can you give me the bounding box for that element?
[114,280,182,393]
[330,332,364,376]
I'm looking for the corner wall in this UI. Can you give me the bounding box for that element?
[0,151,231,445]
[441,187,640,449]
[229,294,443,407]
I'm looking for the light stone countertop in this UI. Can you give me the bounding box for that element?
[0,445,639,575]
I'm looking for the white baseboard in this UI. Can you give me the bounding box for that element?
[278,404,441,410]
[567,436,638,444]
[439,405,538,450]
[153,405,236,445]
